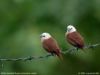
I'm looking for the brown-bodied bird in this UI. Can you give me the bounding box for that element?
[65,25,84,50]
[40,32,63,59]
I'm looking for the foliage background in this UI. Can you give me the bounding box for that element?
[0,0,100,75]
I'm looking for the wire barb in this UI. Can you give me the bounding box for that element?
[0,43,99,61]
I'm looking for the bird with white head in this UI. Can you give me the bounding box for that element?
[40,32,63,60]
[65,25,84,49]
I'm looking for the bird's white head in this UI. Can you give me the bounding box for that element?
[67,25,76,33]
[40,32,51,41]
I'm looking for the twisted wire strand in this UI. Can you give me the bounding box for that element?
[0,43,99,61]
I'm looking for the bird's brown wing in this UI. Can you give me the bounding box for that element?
[42,37,60,54]
[67,32,84,48]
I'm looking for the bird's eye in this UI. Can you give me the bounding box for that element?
[69,28,72,31]
[42,35,45,37]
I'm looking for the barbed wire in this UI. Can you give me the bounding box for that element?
[0,43,100,62]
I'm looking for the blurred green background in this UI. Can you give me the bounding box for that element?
[0,0,100,75]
